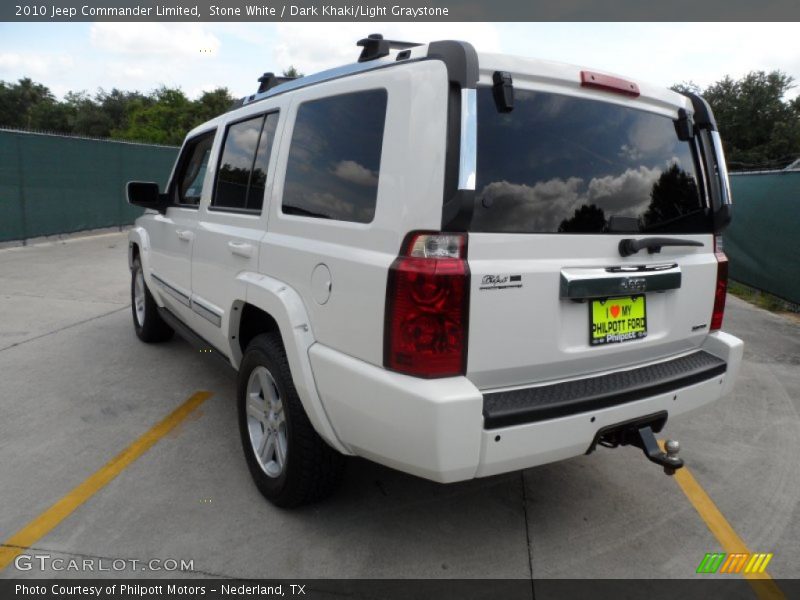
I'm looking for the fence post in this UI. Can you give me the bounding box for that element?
[14,134,28,245]
[117,143,124,231]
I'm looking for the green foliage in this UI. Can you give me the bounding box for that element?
[282,65,304,78]
[674,71,800,170]
[0,78,236,145]
[0,77,57,129]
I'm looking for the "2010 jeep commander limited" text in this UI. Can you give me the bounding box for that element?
[127,35,743,506]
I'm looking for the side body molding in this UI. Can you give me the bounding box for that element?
[237,271,350,455]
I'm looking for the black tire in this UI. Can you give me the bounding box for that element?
[238,333,344,507]
[131,256,174,343]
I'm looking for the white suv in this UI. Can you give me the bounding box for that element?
[127,35,743,506]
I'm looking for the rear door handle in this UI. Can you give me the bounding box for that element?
[228,241,253,258]
[176,229,193,242]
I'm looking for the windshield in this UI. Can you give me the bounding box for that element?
[472,87,710,234]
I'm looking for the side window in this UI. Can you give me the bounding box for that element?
[282,89,387,223]
[174,131,215,206]
[213,112,279,212]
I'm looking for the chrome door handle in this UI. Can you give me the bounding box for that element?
[176,229,193,242]
[228,241,253,258]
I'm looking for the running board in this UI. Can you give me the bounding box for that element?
[157,307,234,372]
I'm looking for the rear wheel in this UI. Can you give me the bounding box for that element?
[238,333,344,507]
[131,256,173,343]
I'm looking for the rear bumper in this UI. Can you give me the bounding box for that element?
[309,331,743,483]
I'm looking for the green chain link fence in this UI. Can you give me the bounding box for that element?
[725,171,800,305]
[2,128,798,305]
[0,129,178,243]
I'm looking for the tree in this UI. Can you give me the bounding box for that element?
[642,163,701,230]
[675,71,800,170]
[98,88,151,133]
[0,78,56,129]
[193,87,235,123]
[0,67,301,144]
[282,66,304,78]
[64,91,114,137]
[29,99,74,132]
[558,204,606,233]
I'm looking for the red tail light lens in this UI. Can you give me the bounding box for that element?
[384,232,469,378]
[711,235,728,331]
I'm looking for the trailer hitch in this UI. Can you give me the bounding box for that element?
[588,412,684,475]
[629,426,684,476]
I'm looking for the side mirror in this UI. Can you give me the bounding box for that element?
[127,181,167,213]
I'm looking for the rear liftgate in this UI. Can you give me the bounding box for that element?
[587,412,684,475]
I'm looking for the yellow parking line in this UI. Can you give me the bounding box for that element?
[659,441,785,600]
[0,391,213,571]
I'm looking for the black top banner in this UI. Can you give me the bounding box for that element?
[4,0,800,21]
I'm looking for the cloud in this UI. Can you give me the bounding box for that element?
[587,165,662,213]
[3,23,798,105]
[475,165,667,232]
[332,160,378,187]
[90,23,221,59]
[0,53,74,79]
[285,188,357,219]
[475,177,584,232]
[270,23,501,76]
[501,23,800,100]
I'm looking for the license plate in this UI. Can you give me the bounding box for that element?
[590,295,647,346]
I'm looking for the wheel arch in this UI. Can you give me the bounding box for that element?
[234,273,350,455]
[128,226,151,272]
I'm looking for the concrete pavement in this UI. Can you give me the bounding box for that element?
[0,232,797,582]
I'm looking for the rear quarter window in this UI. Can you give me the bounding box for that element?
[472,88,709,234]
[281,89,387,224]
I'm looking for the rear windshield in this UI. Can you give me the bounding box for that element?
[472,87,710,234]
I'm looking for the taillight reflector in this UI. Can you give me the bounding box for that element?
[711,235,728,331]
[384,232,470,378]
[580,70,640,97]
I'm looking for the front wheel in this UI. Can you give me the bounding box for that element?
[131,256,173,343]
[237,333,344,507]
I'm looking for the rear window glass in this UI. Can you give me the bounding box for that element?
[282,89,387,223]
[472,88,709,234]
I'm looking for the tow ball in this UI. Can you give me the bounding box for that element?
[629,426,684,476]
[590,412,684,476]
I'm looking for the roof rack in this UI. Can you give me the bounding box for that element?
[357,33,421,62]
[257,72,297,93]
[227,36,476,113]
[229,71,299,112]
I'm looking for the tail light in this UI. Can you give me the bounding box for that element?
[711,235,728,331]
[580,70,640,97]
[384,232,470,378]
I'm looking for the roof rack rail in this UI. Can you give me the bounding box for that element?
[357,33,421,62]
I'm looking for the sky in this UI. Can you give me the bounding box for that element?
[1,22,799,100]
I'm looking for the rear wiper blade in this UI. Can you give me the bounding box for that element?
[618,237,703,257]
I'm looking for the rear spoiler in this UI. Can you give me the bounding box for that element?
[681,92,733,234]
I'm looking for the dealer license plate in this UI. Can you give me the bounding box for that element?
[590,295,647,346]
